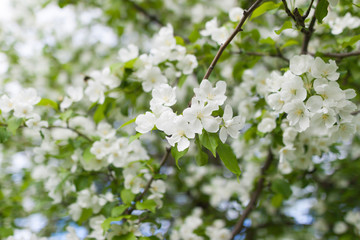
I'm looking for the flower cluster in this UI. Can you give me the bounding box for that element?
[264,55,357,172]
[119,24,198,92]
[136,80,245,151]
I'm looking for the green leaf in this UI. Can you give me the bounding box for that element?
[82,147,95,163]
[315,0,329,24]
[199,131,218,157]
[175,36,185,46]
[251,2,281,20]
[78,208,93,224]
[94,104,106,124]
[275,21,292,35]
[281,39,299,49]
[271,193,284,207]
[271,179,292,199]
[111,205,129,217]
[121,189,135,205]
[189,29,200,43]
[124,58,137,69]
[7,117,22,135]
[195,149,208,166]
[177,75,187,88]
[119,118,136,129]
[171,146,188,169]
[217,142,241,176]
[129,132,142,143]
[112,233,136,240]
[338,35,360,48]
[136,199,157,213]
[60,110,73,121]
[102,216,124,231]
[0,127,10,143]
[37,98,59,111]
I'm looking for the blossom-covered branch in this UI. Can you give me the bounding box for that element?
[203,0,264,80]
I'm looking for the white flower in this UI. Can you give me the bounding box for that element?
[258,117,276,133]
[211,27,228,45]
[151,180,166,194]
[90,141,108,159]
[176,54,198,75]
[150,84,177,107]
[266,93,285,113]
[200,18,218,36]
[183,100,221,133]
[118,44,139,62]
[219,105,245,143]
[26,114,48,130]
[333,221,348,235]
[137,66,168,92]
[289,55,314,75]
[166,115,196,151]
[283,101,310,132]
[13,104,34,118]
[311,57,339,81]
[84,80,106,104]
[306,95,323,113]
[135,112,156,133]
[0,95,14,113]
[280,74,307,102]
[97,122,116,139]
[194,79,227,106]
[229,7,244,22]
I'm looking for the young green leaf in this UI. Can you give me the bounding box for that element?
[7,117,22,135]
[171,146,188,169]
[217,142,241,176]
[199,131,218,157]
[135,199,157,213]
[121,189,135,205]
[315,0,329,24]
[271,179,292,199]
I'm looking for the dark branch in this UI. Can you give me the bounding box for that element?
[123,147,171,215]
[302,0,315,19]
[281,0,296,21]
[203,0,265,80]
[311,51,360,59]
[47,125,92,142]
[232,49,289,62]
[301,10,316,54]
[230,148,274,239]
[126,0,165,27]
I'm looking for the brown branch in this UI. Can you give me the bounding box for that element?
[302,0,315,19]
[312,51,360,59]
[301,0,318,54]
[281,0,296,21]
[203,0,265,80]
[126,0,165,27]
[230,148,274,239]
[233,49,289,62]
[123,147,171,215]
[352,110,360,115]
[46,125,92,142]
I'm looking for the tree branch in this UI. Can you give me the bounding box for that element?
[301,0,318,54]
[123,147,171,215]
[125,0,165,27]
[311,51,360,59]
[230,148,274,239]
[232,49,289,62]
[281,0,296,21]
[203,0,264,80]
[46,125,92,142]
[302,0,315,19]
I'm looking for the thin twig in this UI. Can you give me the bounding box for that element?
[230,149,274,239]
[232,49,289,62]
[123,147,171,215]
[281,0,296,21]
[302,0,315,19]
[203,0,264,80]
[126,0,165,27]
[47,125,92,142]
[311,51,360,59]
[352,110,360,116]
